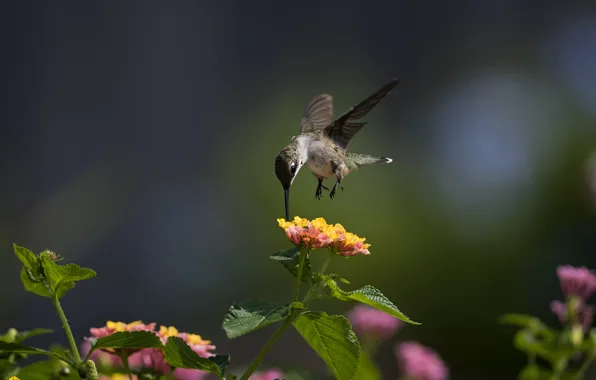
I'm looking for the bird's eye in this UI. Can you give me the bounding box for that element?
[290,163,297,175]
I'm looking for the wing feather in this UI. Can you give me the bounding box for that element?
[326,78,399,149]
[300,94,334,133]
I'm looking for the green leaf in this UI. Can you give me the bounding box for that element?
[20,267,53,298]
[0,342,55,357]
[86,331,163,359]
[353,350,381,380]
[163,337,225,379]
[14,328,54,344]
[222,301,290,339]
[326,281,419,325]
[40,256,96,299]
[13,244,38,271]
[513,330,553,361]
[17,360,78,380]
[270,247,313,282]
[293,311,360,380]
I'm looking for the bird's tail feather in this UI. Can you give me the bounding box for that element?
[346,153,393,170]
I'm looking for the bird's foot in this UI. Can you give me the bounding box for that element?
[329,182,343,199]
[315,182,330,200]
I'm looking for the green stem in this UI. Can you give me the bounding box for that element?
[319,253,333,275]
[241,246,309,380]
[52,295,81,364]
[121,354,134,380]
[550,358,568,380]
[239,314,295,380]
[292,247,308,303]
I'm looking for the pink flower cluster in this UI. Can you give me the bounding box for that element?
[277,217,371,256]
[82,321,216,380]
[556,266,596,300]
[282,220,333,249]
[250,368,285,380]
[552,265,596,333]
[347,305,402,340]
[397,342,449,380]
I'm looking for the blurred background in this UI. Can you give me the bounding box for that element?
[2,1,596,378]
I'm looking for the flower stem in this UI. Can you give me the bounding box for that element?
[550,358,568,380]
[121,354,134,380]
[52,294,81,364]
[292,247,308,303]
[241,247,309,380]
[239,314,295,380]
[319,253,333,275]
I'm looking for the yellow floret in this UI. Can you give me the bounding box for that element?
[159,325,179,337]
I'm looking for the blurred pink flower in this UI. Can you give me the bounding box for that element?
[397,341,449,380]
[556,266,596,300]
[250,368,285,380]
[347,305,402,340]
[551,300,594,333]
[83,321,216,380]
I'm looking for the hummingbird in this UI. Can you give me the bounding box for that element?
[274,78,399,220]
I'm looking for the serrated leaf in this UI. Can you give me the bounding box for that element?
[222,301,290,339]
[353,350,381,380]
[39,256,96,299]
[270,247,313,282]
[13,244,38,271]
[326,281,419,325]
[164,337,224,379]
[55,263,96,282]
[86,331,163,360]
[293,311,360,380]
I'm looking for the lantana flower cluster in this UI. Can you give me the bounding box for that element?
[82,321,215,380]
[551,265,596,333]
[277,217,371,256]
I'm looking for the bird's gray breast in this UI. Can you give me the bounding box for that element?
[305,140,336,178]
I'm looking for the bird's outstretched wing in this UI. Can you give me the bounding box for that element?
[300,94,334,133]
[326,78,399,150]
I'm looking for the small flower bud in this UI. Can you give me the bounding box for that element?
[78,360,98,380]
[5,328,18,342]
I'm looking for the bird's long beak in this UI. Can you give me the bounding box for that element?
[284,188,290,221]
